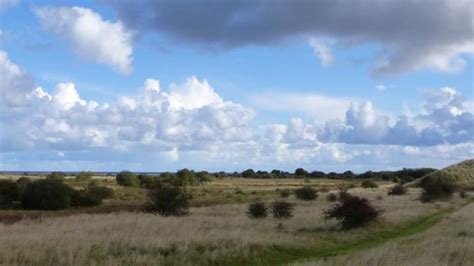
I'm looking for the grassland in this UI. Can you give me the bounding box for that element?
[406,159,474,189]
[0,172,471,265]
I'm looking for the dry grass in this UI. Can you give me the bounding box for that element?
[297,201,474,266]
[0,188,462,265]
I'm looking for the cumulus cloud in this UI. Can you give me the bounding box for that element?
[1,50,473,171]
[108,0,474,76]
[36,6,133,74]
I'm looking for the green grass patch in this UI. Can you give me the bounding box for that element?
[248,205,463,265]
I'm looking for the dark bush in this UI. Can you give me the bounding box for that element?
[419,176,456,202]
[338,188,352,201]
[16,177,31,199]
[46,171,65,181]
[459,190,467,198]
[21,180,75,210]
[388,184,407,196]
[361,180,378,188]
[242,169,256,178]
[147,184,190,216]
[247,202,268,218]
[279,189,291,198]
[116,171,139,187]
[324,195,380,229]
[0,180,18,208]
[271,201,293,219]
[138,174,159,189]
[196,171,213,183]
[72,183,113,207]
[294,186,318,201]
[294,168,309,177]
[75,171,93,181]
[326,193,338,202]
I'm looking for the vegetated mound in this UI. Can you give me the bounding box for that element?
[405,159,474,189]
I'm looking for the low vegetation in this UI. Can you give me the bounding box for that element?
[294,186,318,201]
[388,184,407,195]
[419,175,457,202]
[146,184,190,216]
[324,194,380,230]
[271,200,294,219]
[361,180,378,188]
[247,201,268,218]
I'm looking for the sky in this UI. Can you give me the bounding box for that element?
[0,0,473,173]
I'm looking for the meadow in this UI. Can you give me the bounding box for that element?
[0,162,472,265]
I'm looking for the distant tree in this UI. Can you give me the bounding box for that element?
[242,169,256,178]
[342,171,355,180]
[327,172,340,179]
[115,171,139,187]
[310,171,326,179]
[295,168,309,177]
[358,171,375,179]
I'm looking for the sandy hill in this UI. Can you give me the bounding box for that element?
[406,159,474,189]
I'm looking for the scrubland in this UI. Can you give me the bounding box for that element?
[0,178,469,265]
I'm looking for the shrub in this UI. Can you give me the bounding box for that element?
[75,171,93,181]
[419,176,456,202]
[46,171,65,181]
[0,180,18,208]
[147,184,190,216]
[324,195,380,229]
[16,177,31,199]
[138,174,158,189]
[338,188,352,201]
[388,184,407,195]
[392,177,401,183]
[21,180,75,210]
[247,202,268,218]
[294,186,318,201]
[459,190,467,198]
[116,171,139,187]
[279,189,291,198]
[271,201,293,219]
[72,183,114,207]
[196,171,213,183]
[361,180,378,188]
[176,169,197,186]
[326,193,338,202]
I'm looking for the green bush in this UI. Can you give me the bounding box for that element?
[419,176,456,202]
[324,195,380,229]
[116,171,139,187]
[0,180,18,208]
[294,186,318,201]
[147,184,190,216]
[247,202,268,218]
[326,193,338,202]
[176,169,198,186]
[271,201,293,219]
[388,184,407,195]
[72,183,114,207]
[16,177,31,200]
[279,189,291,198]
[46,171,65,181]
[361,180,378,188]
[21,180,75,210]
[75,171,94,181]
[138,174,159,189]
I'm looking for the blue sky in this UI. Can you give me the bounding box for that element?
[1,0,473,172]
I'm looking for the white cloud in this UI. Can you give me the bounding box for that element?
[251,91,354,123]
[36,6,133,74]
[1,51,473,171]
[308,38,333,67]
